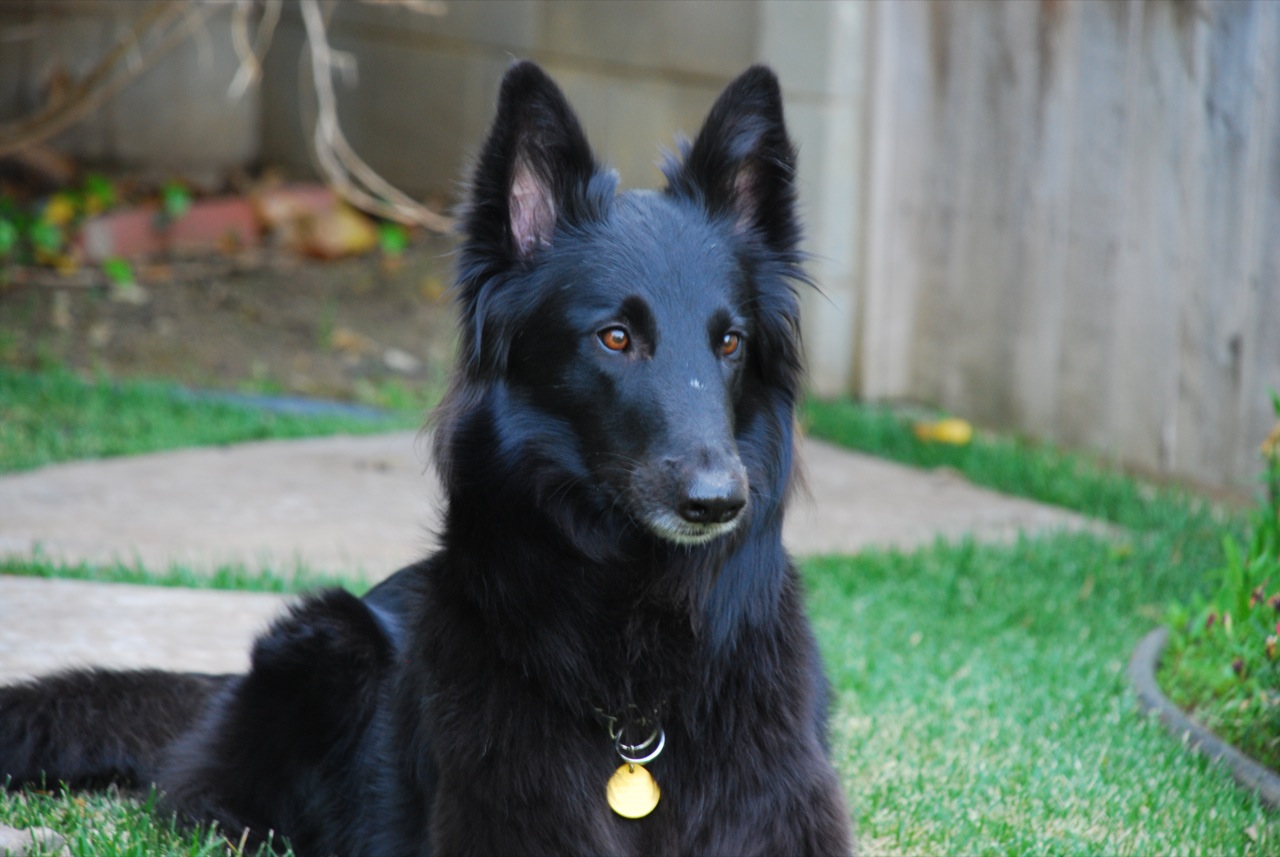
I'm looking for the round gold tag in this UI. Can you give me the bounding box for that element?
[606,763,660,819]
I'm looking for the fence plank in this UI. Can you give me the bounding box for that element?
[1010,0,1079,440]
[857,0,1280,489]
[1172,0,1264,486]
[944,1,1039,427]
[1050,0,1135,452]
[1239,1,1280,476]
[1107,0,1186,475]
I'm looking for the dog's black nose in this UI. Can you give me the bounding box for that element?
[678,470,748,525]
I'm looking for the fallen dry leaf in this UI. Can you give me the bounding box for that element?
[300,205,378,260]
[330,326,376,356]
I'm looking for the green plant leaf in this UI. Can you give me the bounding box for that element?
[83,173,117,211]
[161,181,192,220]
[102,257,135,286]
[0,218,17,256]
[28,220,64,253]
[378,221,409,257]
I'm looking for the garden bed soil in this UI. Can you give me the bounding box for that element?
[0,234,458,404]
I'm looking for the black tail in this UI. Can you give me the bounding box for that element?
[0,668,232,789]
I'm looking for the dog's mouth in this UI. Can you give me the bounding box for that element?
[641,510,744,546]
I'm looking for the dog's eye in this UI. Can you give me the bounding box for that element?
[719,332,742,358]
[599,327,631,352]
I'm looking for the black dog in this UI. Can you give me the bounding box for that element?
[0,62,852,856]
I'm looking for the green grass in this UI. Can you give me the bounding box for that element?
[0,367,421,474]
[0,787,289,856]
[808,535,1275,855]
[801,397,1277,853]
[1,379,1275,853]
[0,551,365,596]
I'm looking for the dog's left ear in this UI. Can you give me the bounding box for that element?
[665,65,799,252]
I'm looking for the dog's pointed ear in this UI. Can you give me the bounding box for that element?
[665,65,799,252]
[464,61,598,262]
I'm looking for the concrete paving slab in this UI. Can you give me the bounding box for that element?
[0,577,281,682]
[0,431,1099,681]
[788,439,1099,555]
[0,432,1093,574]
[0,432,439,580]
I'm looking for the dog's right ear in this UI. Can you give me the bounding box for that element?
[463,61,598,265]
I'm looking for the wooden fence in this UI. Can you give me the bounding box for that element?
[855,0,1280,490]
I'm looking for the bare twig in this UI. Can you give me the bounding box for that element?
[228,0,283,100]
[298,0,452,231]
[0,1,222,157]
[363,0,448,15]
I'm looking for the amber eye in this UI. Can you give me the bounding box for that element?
[599,327,630,352]
[719,332,742,358]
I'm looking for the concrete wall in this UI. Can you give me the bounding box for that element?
[259,1,759,194]
[0,1,259,179]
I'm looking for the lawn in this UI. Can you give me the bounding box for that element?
[1,371,1276,854]
[0,367,419,475]
[811,535,1273,854]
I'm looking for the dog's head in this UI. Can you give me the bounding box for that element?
[437,62,804,552]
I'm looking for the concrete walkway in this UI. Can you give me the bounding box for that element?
[0,432,1098,682]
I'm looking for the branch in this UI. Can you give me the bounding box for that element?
[228,0,283,100]
[298,0,452,231]
[0,1,218,157]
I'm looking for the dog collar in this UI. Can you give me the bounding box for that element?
[593,705,664,819]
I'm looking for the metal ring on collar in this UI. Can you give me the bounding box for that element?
[616,724,665,766]
[615,721,658,753]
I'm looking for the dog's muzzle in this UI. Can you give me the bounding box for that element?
[634,456,749,545]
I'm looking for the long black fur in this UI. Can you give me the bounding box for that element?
[0,62,853,856]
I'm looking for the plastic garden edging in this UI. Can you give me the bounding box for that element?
[1129,627,1280,809]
